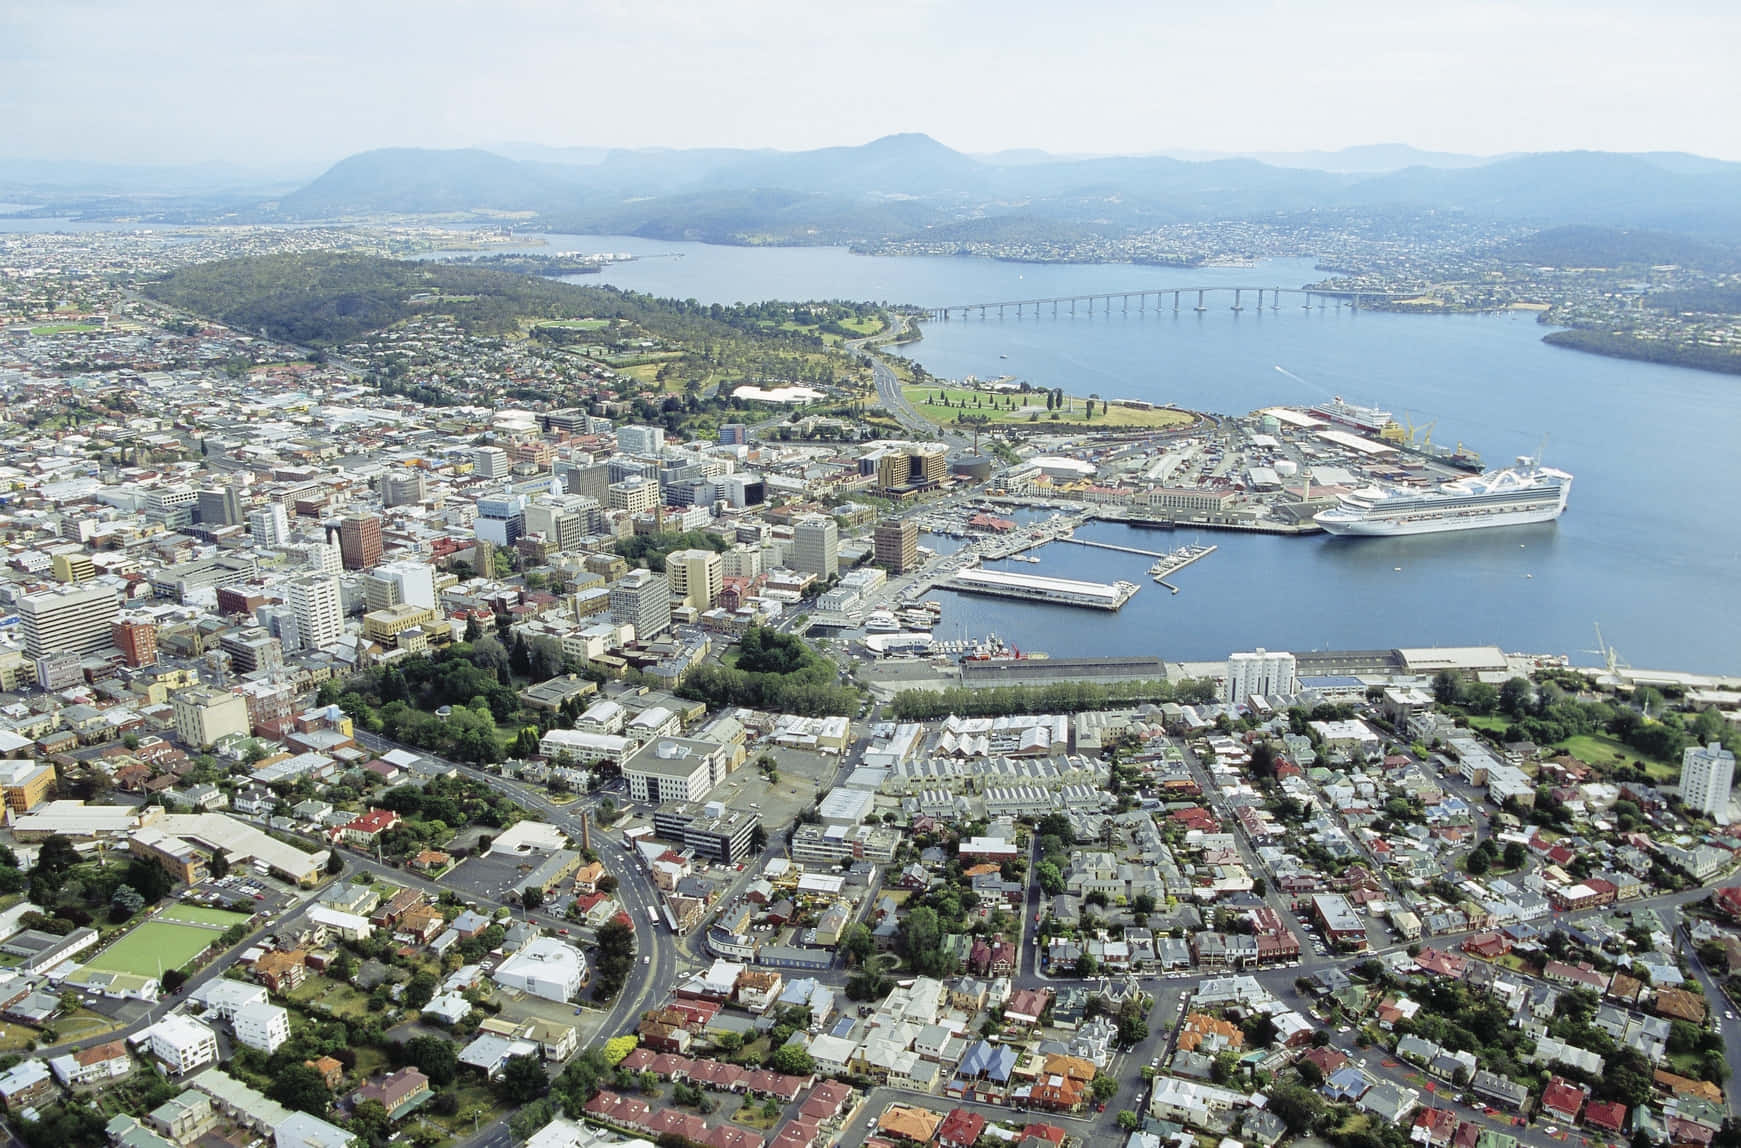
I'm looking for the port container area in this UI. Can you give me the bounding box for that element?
[941,567,1140,611]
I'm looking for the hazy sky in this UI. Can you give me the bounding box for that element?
[5,0,1739,170]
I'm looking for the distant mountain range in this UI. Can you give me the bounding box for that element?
[11,134,1741,247]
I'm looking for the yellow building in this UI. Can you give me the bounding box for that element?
[171,688,250,750]
[666,549,723,610]
[362,604,439,651]
[0,761,54,815]
[50,553,96,584]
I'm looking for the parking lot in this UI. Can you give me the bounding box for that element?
[711,743,841,830]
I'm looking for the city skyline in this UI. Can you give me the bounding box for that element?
[4,0,1741,169]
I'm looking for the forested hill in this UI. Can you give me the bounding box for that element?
[141,252,880,348]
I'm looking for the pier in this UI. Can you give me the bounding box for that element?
[1059,537,1174,559]
[940,568,1140,611]
[923,286,1422,322]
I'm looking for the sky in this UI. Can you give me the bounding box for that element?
[5,0,1740,172]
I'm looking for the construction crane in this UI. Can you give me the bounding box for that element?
[1584,622,1628,678]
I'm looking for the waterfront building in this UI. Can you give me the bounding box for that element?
[1223,648,1298,704]
[874,518,919,574]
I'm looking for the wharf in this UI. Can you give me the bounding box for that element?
[940,567,1140,611]
[1149,544,1217,582]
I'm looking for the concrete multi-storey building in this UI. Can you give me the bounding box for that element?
[873,518,919,574]
[379,469,428,507]
[18,583,119,658]
[472,446,510,481]
[609,569,671,639]
[173,688,251,750]
[608,477,660,514]
[248,504,290,548]
[0,760,54,815]
[666,549,723,610]
[145,1015,219,1074]
[1223,648,1298,703]
[338,514,383,570]
[617,425,665,456]
[285,575,344,652]
[791,515,839,579]
[623,737,726,804]
[1682,742,1736,819]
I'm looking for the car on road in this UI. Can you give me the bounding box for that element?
[1728,1010,1736,1021]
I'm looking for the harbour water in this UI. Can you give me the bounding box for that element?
[523,234,1737,674]
[16,219,1737,672]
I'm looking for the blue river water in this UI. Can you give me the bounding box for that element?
[517,234,1736,675]
[13,219,1736,673]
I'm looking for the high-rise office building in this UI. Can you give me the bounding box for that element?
[472,446,510,481]
[791,516,839,579]
[556,460,612,505]
[718,424,748,446]
[1222,648,1298,703]
[666,549,723,610]
[338,515,383,571]
[721,543,763,579]
[50,553,96,584]
[474,495,525,547]
[723,474,765,508]
[285,575,344,652]
[873,518,919,574]
[111,617,158,668]
[248,504,290,548]
[608,478,660,514]
[609,569,672,640]
[295,541,342,576]
[379,469,429,508]
[18,583,119,659]
[197,487,243,527]
[372,560,437,610]
[617,425,665,456]
[1682,742,1737,819]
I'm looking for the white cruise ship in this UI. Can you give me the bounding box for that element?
[1315,457,1573,536]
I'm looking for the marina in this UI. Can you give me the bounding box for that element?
[1148,543,1218,591]
[940,567,1141,611]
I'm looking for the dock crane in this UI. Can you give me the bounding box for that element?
[1584,622,1629,678]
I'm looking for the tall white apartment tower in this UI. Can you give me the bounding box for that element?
[1681,742,1736,819]
[1222,648,1298,703]
[284,575,344,652]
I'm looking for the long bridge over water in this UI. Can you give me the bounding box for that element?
[923,285,1418,321]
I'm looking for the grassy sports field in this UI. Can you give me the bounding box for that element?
[83,920,229,977]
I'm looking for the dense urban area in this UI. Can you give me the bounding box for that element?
[0,219,1738,1148]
